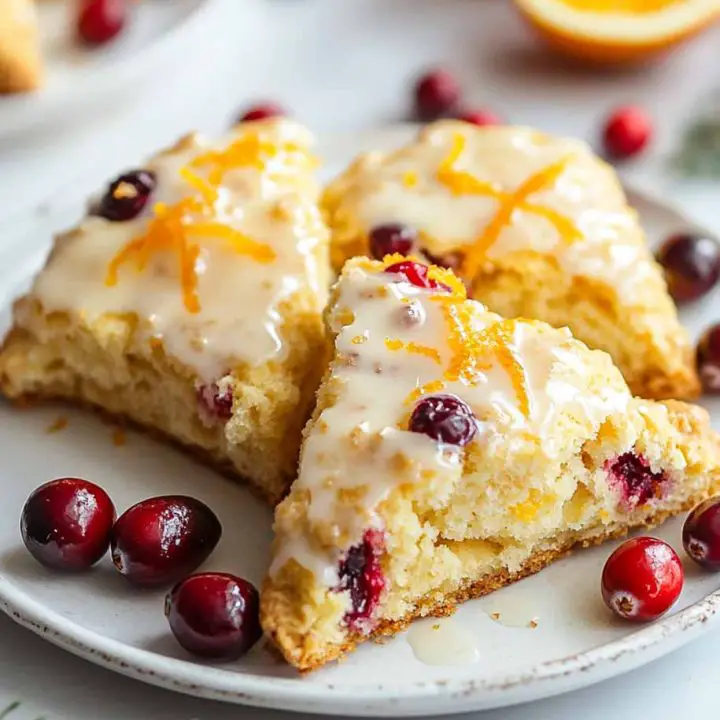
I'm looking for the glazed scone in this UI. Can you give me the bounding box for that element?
[0,0,42,93]
[0,119,330,505]
[262,256,720,671]
[323,121,699,400]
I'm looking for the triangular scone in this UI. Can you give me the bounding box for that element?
[262,255,719,671]
[0,0,42,93]
[323,121,699,400]
[0,119,329,505]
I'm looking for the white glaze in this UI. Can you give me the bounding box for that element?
[20,120,326,382]
[330,122,657,302]
[273,262,630,582]
[406,617,481,666]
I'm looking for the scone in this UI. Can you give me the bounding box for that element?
[0,119,330,505]
[0,0,42,93]
[262,255,719,671]
[323,121,699,400]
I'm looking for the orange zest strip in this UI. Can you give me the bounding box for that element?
[385,338,442,365]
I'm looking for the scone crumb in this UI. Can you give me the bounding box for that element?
[46,416,69,434]
[112,428,127,447]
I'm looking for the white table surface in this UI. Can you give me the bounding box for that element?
[1,1,719,718]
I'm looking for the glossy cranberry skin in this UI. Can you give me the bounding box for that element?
[457,109,501,127]
[697,324,720,394]
[165,573,261,660]
[656,233,720,303]
[21,478,115,571]
[602,106,652,159]
[409,394,478,447]
[111,496,221,587]
[98,170,156,222]
[369,224,416,260]
[683,497,720,570]
[601,537,683,622]
[414,69,461,121]
[385,260,449,291]
[336,529,386,631]
[77,0,127,46]
[239,103,285,123]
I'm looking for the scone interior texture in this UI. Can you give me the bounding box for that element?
[262,256,719,671]
[0,119,330,504]
[322,121,699,400]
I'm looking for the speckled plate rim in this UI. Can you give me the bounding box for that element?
[0,127,719,716]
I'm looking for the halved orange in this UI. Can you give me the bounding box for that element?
[515,0,720,64]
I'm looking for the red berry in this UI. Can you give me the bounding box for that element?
[165,573,261,660]
[683,497,720,569]
[605,453,666,509]
[697,324,720,394]
[239,103,285,123]
[414,69,461,121]
[384,260,449,291]
[77,0,127,46]
[21,478,115,571]
[369,224,416,260]
[602,106,652,159]
[111,496,221,587]
[656,233,720,303]
[196,381,233,425]
[98,170,156,222]
[335,530,386,631]
[409,394,478,447]
[456,109,502,127]
[601,537,683,622]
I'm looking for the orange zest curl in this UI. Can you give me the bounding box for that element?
[385,338,442,365]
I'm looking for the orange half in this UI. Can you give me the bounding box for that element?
[515,0,720,64]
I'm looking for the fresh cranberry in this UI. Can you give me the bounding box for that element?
[602,106,652,159]
[697,324,720,394]
[656,233,720,303]
[336,529,386,631]
[601,537,683,621]
[456,109,502,127]
[98,170,156,222]
[77,0,127,46]
[21,478,115,571]
[369,224,416,260]
[239,103,285,123]
[683,497,720,570]
[605,453,665,508]
[414,69,461,121]
[111,496,221,587]
[385,260,450,291]
[409,394,478,447]
[196,382,233,425]
[165,573,261,660]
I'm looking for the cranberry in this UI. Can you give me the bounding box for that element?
[456,109,502,127]
[196,382,233,425]
[385,260,449,291]
[601,537,683,622]
[605,453,665,508]
[98,170,156,222]
[414,69,461,121]
[656,233,720,303]
[21,478,115,571]
[111,496,221,587]
[77,0,127,46]
[239,103,285,123]
[369,224,416,260]
[165,573,261,660]
[336,529,386,631]
[697,324,720,394]
[409,394,478,447]
[602,106,652,159]
[683,497,720,570]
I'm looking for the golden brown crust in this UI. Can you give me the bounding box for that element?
[0,0,42,93]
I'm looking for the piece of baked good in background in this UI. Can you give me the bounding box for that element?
[262,255,719,671]
[0,119,329,505]
[323,121,700,400]
[0,0,42,93]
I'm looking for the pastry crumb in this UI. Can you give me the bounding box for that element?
[46,416,68,433]
[112,428,127,446]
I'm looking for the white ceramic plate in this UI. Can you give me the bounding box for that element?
[0,127,719,717]
[0,0,228,138]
